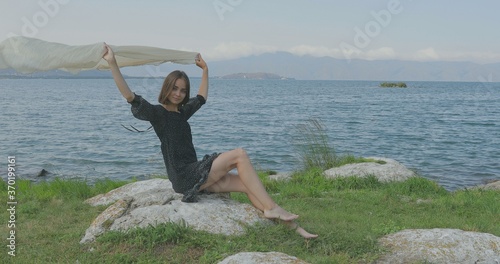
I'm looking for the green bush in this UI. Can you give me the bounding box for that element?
[292,118,377,171]
[379,82,407,88]
[293,118,337,170]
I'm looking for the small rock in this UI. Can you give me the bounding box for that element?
[37,169,50,177]
[218,252,310,264]
[268,172,293,181]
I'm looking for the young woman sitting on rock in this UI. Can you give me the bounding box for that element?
[102,45,317,239]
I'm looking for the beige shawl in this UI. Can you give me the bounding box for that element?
[0,36,198,74]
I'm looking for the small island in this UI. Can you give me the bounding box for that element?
[220,72,294,80]
[379,82,407,88]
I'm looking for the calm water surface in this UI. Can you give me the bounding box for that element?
[1,78,499,190]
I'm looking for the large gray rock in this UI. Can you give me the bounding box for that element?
[268,172,293,181]
[474,180,500,191]
[84,178,180,206]
[324,157,416,182]
[218,252,310,264]
[378,228,500,264]
[80,197,133,244]
[81,179,273,244]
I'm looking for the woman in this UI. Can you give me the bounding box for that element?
[102,44,317,238]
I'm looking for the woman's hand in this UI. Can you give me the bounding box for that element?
[195,53,207,71]
[102,43,116,64]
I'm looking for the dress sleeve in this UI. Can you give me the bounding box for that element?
[182,95,206,120]
[128,94,158,122]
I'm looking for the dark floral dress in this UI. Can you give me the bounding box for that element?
[129,94,219,202]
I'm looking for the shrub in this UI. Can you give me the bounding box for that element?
[379,82,407,88]
[293,118,337,170]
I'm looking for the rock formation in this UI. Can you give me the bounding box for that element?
[324,157,416,182]
[474,179,500,191]
[378,228,500,263]
[80,178,272,244]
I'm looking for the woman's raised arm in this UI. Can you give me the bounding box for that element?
[102,44,135,102]
[195,54,208,101]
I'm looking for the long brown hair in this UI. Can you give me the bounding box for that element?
[158,70,190,109]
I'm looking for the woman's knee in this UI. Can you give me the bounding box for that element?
[215,148,250,171]
[234,148,249,162]
[204,173,247,193]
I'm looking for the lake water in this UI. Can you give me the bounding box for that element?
[1,78,499,190]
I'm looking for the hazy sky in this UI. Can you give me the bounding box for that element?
[2,0,499,63]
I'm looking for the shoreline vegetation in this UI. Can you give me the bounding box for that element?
[1,171,498,263]
[379,82,407,88]
[1,119,498,263]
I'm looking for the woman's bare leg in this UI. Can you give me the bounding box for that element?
[200,148,298,221]
[203,172,266,210]
[203,172,317,238]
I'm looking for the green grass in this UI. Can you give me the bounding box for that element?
[293,119,377,171]
[2,121,497,263]
[293,119,387,171]
[1,174,498,263]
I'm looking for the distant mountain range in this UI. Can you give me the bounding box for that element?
[1,52,499,82]
[206,52,499,82]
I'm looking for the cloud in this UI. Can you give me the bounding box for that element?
[406,48,500,64]
[364,47,397,60]
[442,51,500,64]
[206,42,278,61]
[288,44,397,61]
[413,47,440,61]
[205,42,500,64]
[287,45,343,58]
[206,43,399,61]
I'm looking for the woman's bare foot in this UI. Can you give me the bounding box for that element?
[296,226,318,239]
[283,221,318,239]
[264,206,299,221]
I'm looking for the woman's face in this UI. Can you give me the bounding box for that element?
[167,78,187,105]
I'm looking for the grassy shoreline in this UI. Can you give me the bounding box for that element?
[1,172,498,263]
[3,120,498,262]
